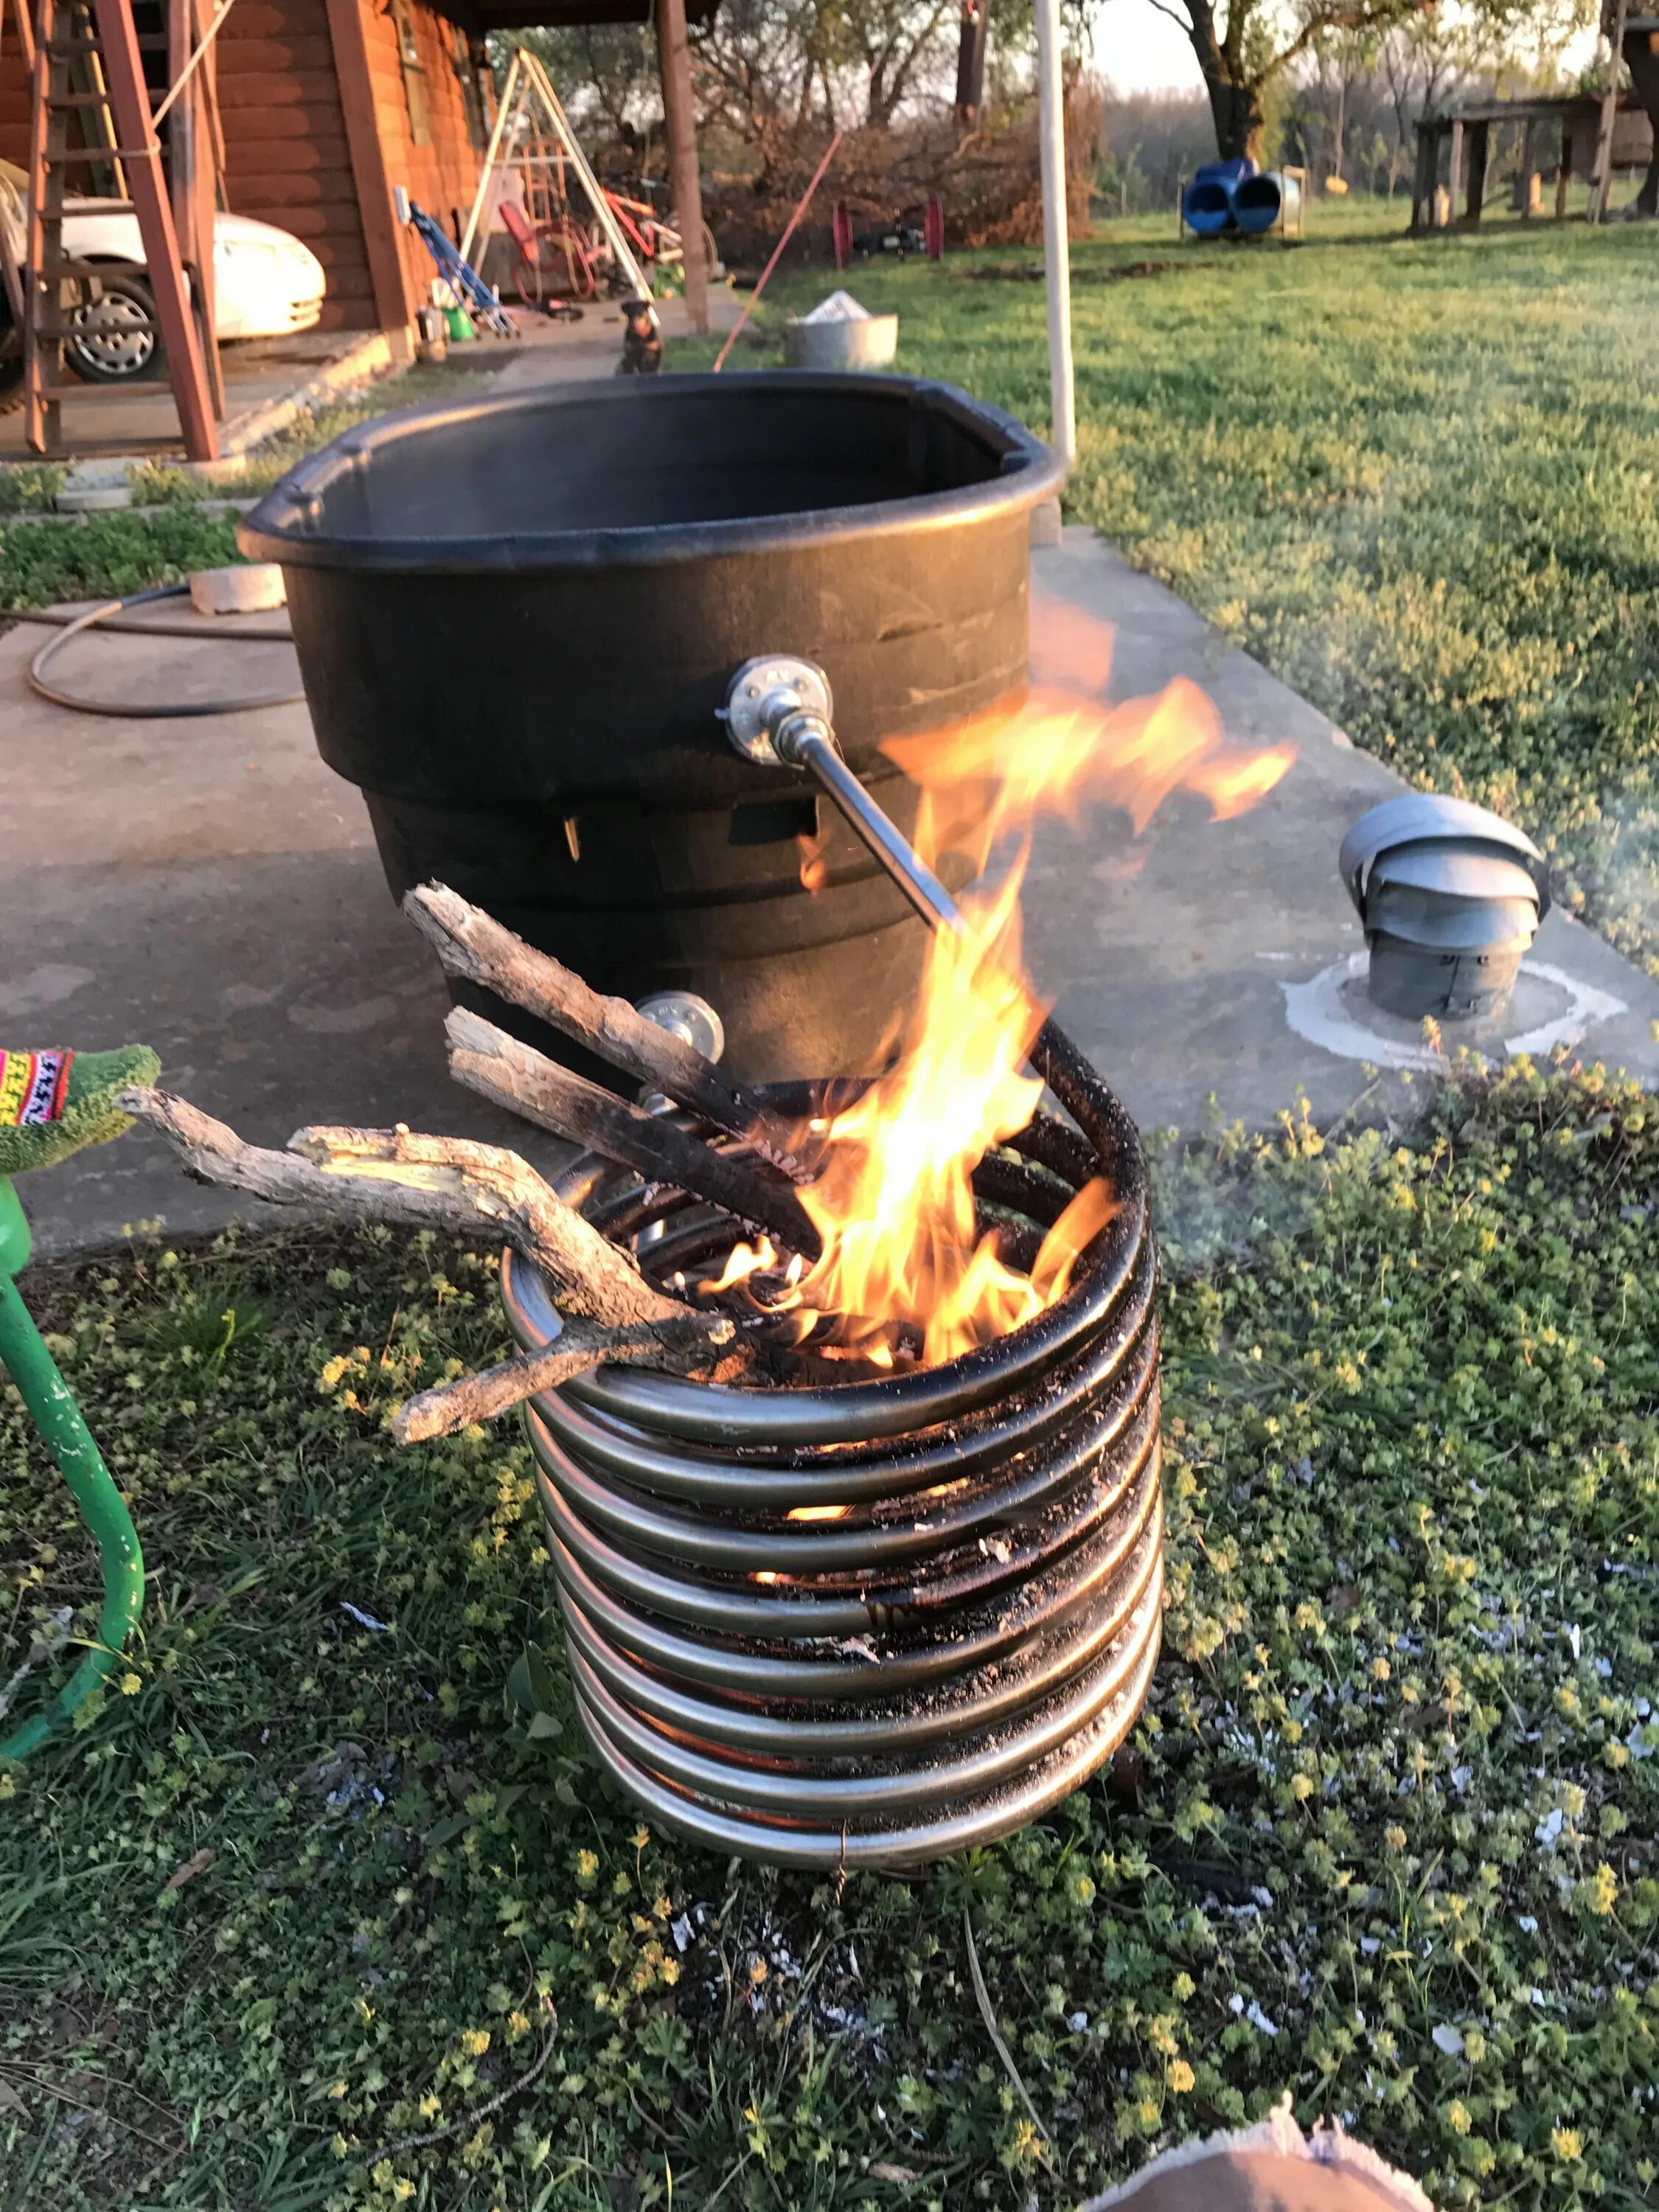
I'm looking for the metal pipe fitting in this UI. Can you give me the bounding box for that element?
[722,655,965,935]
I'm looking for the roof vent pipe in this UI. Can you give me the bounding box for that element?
[1339,795,1551,1022]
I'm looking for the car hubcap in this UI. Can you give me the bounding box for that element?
[70,291,155,375]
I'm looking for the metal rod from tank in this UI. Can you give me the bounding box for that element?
[720,658,967,936]
[782,722,966,936]
[718,653,1127,1143]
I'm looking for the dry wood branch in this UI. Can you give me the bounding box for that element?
[381,2000,559,2156]
[445,1007,821,1261]
[119,1089,692,1330]
[403,883,809,1178]
[289,1121,692,1327]
[392,1310,742,1444]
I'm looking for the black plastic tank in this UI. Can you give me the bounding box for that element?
[240,372,1064,1081]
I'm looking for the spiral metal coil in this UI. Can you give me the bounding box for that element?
[501,1036,1162,1869]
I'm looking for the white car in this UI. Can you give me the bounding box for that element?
[0,175,325,398]
[54,201,327,381]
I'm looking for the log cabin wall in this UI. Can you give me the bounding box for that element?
[0,32,33,167]
[361,0,494,262]
[0,0,493,333]
[217,0,378,328]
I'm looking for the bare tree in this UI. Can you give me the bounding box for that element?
[836,0,961,124]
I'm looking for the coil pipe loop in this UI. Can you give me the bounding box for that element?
[499,1062,1163,1869]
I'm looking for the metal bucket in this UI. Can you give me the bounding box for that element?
[784,313,899,370]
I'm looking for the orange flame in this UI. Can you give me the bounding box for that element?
[716,602,1294,1365]
[797,821,831,895]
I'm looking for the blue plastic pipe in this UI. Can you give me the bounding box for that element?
[1234,170,1301,236]
[1181,159,1256,238]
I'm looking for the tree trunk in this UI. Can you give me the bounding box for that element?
[655,0,708,333]
[1333,72,1347,180]
[953,0,987,125]
[1625,23,1659,210]
[1204,73,1265,162]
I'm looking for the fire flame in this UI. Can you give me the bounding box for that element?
[710,600,1295,1366]
[797,821,831,895]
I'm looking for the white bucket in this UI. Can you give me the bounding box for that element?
[785,313,899,370]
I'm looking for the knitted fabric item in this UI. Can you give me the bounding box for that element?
[0,1045,160,1175]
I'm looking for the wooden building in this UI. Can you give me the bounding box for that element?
[0,0,495,330]
[1,0,716,349]
[1411,92,1654,230]
[214,0,497,330]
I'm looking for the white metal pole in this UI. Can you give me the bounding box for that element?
[459,46,521,267]
[1034,0,1075,466]
[521,50,654,300]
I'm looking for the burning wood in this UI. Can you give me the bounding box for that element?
[688,605,1295,1366]
[130,602,1293,1444]
[442,1006,821,1261]
[403,883,809,1179]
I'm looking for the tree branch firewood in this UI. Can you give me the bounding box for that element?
[118,1088,712,1333]
[402,882,810,1178]
[392,1312,743,1444]
[445,1006,821,1262]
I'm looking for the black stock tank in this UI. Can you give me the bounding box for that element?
[240,372,1063,1080]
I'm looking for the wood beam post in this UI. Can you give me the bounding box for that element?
[655,0,706,334]
[1410,123,1433,230]
[1591,0,1631,220]
[1514,116,1538,212]
[4,0,35,74]
[169,0,224,420]
[91,0,218,459]
[325,0,416,334]
[1467,119,1490,221]
[1448,117,1464,223]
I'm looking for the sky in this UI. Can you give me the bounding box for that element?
[1093,0,1205,94]
[1088,0,1606,94]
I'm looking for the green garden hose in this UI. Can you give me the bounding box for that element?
[0,1180,145,1764]
[0,1045,157,1767]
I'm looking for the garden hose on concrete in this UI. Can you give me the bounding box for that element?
[0,1047,155,1767]
[24,581,304,718]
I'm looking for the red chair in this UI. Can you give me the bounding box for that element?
[499,198,597,305]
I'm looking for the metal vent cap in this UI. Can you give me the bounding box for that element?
[1339,795,1550,1022]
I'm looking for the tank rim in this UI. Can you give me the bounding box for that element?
[237,371,1065,575]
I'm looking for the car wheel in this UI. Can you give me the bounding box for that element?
[0,286,22,414]
[65,271,166,383]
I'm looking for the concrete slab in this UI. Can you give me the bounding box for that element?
[489,288,742,390]
[0,616,564,1257]
[0,333,382,465]
[4,524,1655,1256]
[1023,533,1659,1133]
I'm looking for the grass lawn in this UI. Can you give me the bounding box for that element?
[0,364,501,610]
[3,1062,1657,2210]
[681,200,1659,985]
[5,200,1659,2211]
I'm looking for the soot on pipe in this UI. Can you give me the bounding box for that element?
[500,1045,1163,1871]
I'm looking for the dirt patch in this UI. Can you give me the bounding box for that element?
[968,257,1180,284]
